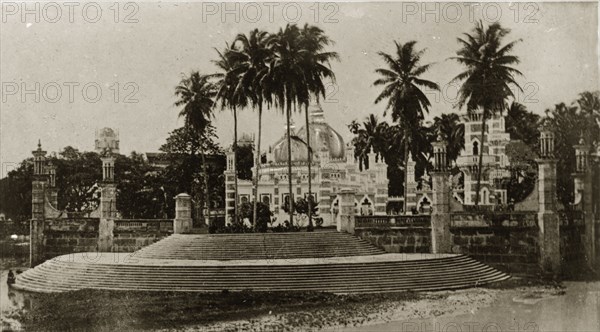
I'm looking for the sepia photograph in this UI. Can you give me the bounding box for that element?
[0,1,599,331]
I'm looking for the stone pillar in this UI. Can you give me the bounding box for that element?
[337,189,356,234]
[99,155,117,251]
[573,139,595,267]
[431,138,452,254]
[31,140,47,267]
[174,193,193,234]
[536,129,561,276]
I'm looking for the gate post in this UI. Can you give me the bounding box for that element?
[573,139,595,268]
[337,189,356,234]
[431,136,452,254]
[174,193,193,234]
[536,129,561,276]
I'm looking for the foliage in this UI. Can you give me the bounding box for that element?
[271,220,302,232]
[160,125,225,217]
[545,98,599,208]
[0,159,33,221]
[238,201,273,232]
[114,153,165,219]
[235,144,254,180]
[450,21,523,205]
[505,102,540,148]
[430,113,465,163]
[504,140,537,202]
[53,147,102,212]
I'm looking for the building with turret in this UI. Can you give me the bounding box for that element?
[456,110,511,205]
[224,104,389,226]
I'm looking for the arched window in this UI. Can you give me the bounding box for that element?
[472,141,479,156]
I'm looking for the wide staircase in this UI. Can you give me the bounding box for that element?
[15,231,510,294]
[134,231,385,260]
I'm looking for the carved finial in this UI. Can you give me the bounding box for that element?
[437,132,444,142]
[37,139,41,149]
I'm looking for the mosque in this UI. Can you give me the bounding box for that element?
[224,104,513,226]
[224,104,389,227]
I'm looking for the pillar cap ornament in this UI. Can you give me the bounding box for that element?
[539,118,556,159]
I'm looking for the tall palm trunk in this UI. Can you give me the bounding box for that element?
[252,103,263,229]
[404,138,409,214]
[201,152,210,228]
[474,112,487,206]
[305,104,313,230]
[233,106,239,223]
[286,98,294,226]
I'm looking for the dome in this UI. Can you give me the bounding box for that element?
[271,104,345,163]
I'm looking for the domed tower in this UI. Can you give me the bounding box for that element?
[271,104,345,164]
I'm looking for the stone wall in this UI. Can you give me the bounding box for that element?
[113,219,173,252]
[449,212,540,275]
[43,218,100,259]
[356,227,431,253]
[40,218,173,259]
[559,211,587,276]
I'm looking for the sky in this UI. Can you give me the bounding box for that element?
[1,1,599,177]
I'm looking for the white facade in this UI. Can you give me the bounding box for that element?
[456,110,511,205]
[224,104,389,226]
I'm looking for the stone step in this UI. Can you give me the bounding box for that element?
[133,233,386,260]
[16,253,509,294]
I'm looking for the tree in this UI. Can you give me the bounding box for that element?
[451,21,523,206]
[239,201,272,232]
[504,140,537,202]
[298,24,339,231]
[576,91,600,142]
[214,43,248,223]
[160,126,223,221]
[174,71,218,225]
[545,102,591,208]
[266,24,310,226]
[348,114,389,170]
[505,101,540,148]
[233,29,272,228]
[431,113,465,163]
[53,147,102,212]
[374,40,439,213]
[0,159,33,221]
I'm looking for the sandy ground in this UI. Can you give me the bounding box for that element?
[175,282,571,332]
[172,288,500,332]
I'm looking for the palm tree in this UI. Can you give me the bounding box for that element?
[576,91,600,143]
[266,24,310,226]
[233,29,272,227]
[451,21,523,206]
[174,71,217,227]
[214,43,248,223]
[431,113,465,163]
[505,101,540,148]
[349,114,389,169]
[374,40,439,214]
[298,24,339,230]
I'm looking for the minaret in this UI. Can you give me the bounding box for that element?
[31,140,47,267]
[31,140,47,220]
[405,152,418,211]
[224,146,236,224]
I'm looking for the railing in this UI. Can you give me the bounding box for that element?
[355,215,430,228]
[115,219,173,232]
